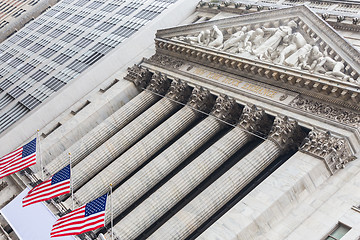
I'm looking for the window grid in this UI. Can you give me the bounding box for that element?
[0,0,178,134]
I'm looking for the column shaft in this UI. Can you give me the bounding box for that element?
[68,105,199,206]
[103,116,223,225]
[148,140,281,240]
[70,97,180,193]
[43,91,159,175]
[112,126,253,240]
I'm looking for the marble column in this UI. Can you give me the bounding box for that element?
[65,79,206,207]
[61,77,189,202]
[146,116,305,240]
[101,93,242,226]
[110,105,272,240]
[43,65,155,176]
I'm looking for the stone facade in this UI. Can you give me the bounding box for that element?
[1,1,360,240]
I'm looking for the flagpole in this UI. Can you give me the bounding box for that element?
[69,152,74,210]
[110,183,113,240]
[37,130,44,180]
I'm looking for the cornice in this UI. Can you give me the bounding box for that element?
[154,6,360,110]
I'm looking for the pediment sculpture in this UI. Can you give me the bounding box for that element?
[172,19,358,84]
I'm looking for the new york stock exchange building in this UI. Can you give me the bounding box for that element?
[1,1,360,240]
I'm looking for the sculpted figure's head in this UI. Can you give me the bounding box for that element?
[287,20,298,28]
[255,28,264,37]
[311,46,323,58]
[241,26,247,32]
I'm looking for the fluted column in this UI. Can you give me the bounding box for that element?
[101,93,242,226]
[65,79,208,207]
[110,104,271,240]
[61,77,189,203]
[43,65,155,175]
[147,116,305,240]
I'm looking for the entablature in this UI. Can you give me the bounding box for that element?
[155,6,360,112]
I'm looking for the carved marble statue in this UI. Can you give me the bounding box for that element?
[175,20,356,83]
[278,32,307,65]
[314,56,351,81]
[222,26,247,51]
[252,20,298,60]
[208,25,224,48]
[239,28,264,53]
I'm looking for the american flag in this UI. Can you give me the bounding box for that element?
[22,165,71,207]
[0,138,37,179]
[51,193,108,238]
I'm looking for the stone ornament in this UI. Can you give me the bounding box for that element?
[124,64,152,90]
[268,115,304,151]
[165,78,192,103]
[148,54,184,69]
[300,129,356,174]
[238,104,271,136]
[187,86,215,113]
[146,72,170,95]
[290,95,360,127]
[210,94,240,124]
[172,20,357,83]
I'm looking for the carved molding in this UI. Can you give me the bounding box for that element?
[173,20,357,84]
[268,115,305,151]
[147,53,184,69]
[210,94,240,124]
[146,72,171,95]
[238,104,272,136]
[290,95,360,127]
[187,86,215,113]
[154,5,360,110]
[165,78,192,103]
[155,39,360,109]
[300,129,356,174]
[124,64,152,90]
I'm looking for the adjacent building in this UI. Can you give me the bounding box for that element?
[1,1,360,240]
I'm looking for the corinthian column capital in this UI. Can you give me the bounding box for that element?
[237,104,271,136]
[187,86,215,113]
[300,129,356,174]
[125,64,152,90]
[268,115,305,151]
[165,78,192,103]
[146,72,170,95]
[210,94,240,124]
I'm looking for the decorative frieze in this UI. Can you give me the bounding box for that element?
[124,64,152,90]
[187,86,215,113]
[165,78,192,103]
[154,5,360,109]
[300,129,356,174]
[268,115,305,151]
[147,54,184,69]
[290,95,360,127]
[146,72,170,95]
[238,104,271,136]
[210,94,240,124]
[172,20,357,84]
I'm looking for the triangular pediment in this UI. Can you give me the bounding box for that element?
[153,5,360,108]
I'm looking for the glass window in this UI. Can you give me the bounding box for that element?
[87,1,104,9]
[326,224,351,240]
[68,14,85,23]
[74,0,90,7]
[101,3,120,12]
[55,12,72,20]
